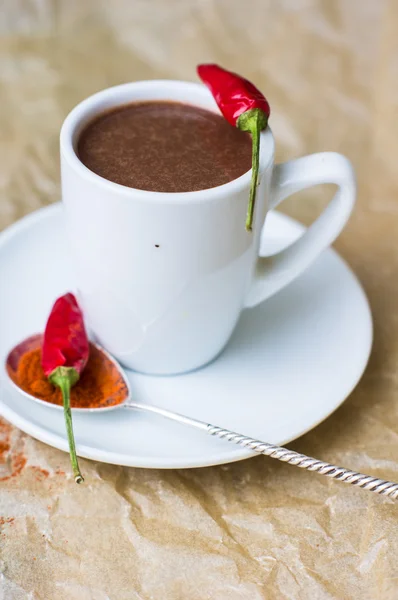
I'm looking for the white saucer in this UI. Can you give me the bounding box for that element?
[0,204,372,469]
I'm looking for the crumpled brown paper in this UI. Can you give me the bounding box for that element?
[1,1,398,598]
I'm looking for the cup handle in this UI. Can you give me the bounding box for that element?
[244,152,356,308]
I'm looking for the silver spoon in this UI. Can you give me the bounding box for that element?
[5,335,398,500]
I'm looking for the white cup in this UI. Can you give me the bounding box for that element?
[60,80,356,375]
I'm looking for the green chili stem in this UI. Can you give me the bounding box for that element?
[237,108,268,232]
[51,367,84,484]
[246,121,260,231]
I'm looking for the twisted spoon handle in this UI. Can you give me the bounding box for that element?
[207,425,398,499]
[127,402,398,500]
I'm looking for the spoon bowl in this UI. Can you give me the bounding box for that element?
[5,334,131,414]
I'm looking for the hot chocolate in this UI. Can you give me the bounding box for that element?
[78,101,252,193]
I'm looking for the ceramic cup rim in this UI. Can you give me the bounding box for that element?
[60,79,275,205]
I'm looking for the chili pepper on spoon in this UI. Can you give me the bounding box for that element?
[42,293,88,483]
[197,64,270,231]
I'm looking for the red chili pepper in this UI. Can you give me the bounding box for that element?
[42,293,89,483]
[197,64,270,231]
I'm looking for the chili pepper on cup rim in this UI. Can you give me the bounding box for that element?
[197,64,270,231]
